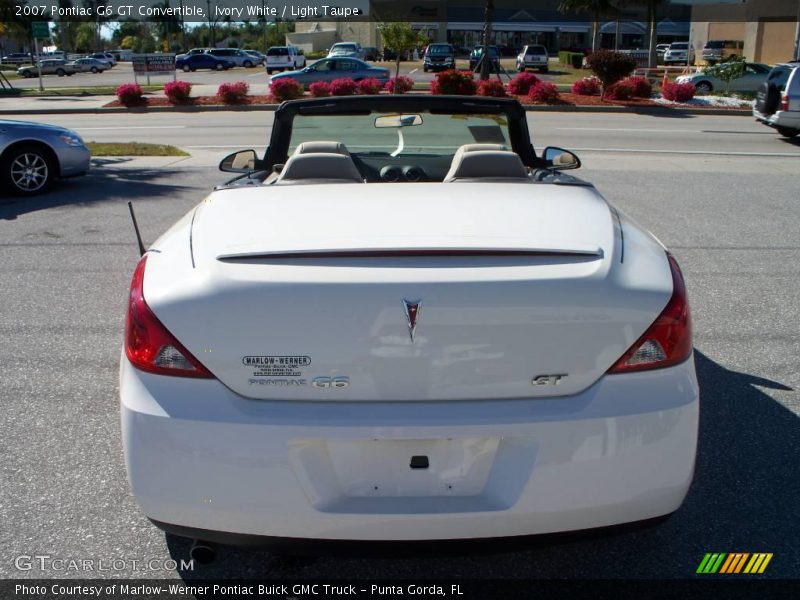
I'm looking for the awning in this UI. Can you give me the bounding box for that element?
[447,22,590,33]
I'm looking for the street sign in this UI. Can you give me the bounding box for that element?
[132,54,176,85]
[31,22,50,40]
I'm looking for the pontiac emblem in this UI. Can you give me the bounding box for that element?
[402,299,422,341]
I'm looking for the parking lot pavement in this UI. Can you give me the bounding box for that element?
[0,121,798,580]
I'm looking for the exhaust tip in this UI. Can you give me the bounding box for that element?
[189,540,216,564]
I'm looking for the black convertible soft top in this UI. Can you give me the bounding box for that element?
[264,95,542,169]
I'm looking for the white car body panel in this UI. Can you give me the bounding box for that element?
[143,184,672,402]
[121,356,697,540]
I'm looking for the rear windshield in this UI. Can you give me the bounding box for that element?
[333,44,358,51]
[288,112,510,158]
[670,43,687,49]
[426,45,453,55]
[705,41,725,48]
[268,47,289,56]
[526,46,547,54]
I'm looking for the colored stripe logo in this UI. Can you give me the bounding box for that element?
[696,553,773,574]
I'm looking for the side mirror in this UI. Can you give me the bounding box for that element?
[543,146,580,170]
[220,149,258,173]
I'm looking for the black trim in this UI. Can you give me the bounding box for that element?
[151,514,672,558]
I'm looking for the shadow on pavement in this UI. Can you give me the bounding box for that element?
[0,158,192,220]
[165,351,797,579]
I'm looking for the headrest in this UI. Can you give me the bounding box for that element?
[293,141,352,156]
[276,152,364,183]
[444,150,529,182]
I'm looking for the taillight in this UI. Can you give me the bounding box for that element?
[779,94,789,112]
[608,254,692,373]
[125,256,214,378]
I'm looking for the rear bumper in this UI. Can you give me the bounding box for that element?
[120,356,698,542]
[754,109,800,130]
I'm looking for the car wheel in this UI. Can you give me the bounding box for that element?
[244,61,253,68]
[216,63,224,71]
[423,65,428,72]
[694,81,712,94]
[91,66,98,73]
[1,144,55,196]
[56,69,65,76]
[776,126,799,138]
[267,69,273,74]
[540,67,548,74]
[182,65,190,72]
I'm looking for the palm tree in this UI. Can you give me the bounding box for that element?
[558,0,616,52]
[636,0,665,68]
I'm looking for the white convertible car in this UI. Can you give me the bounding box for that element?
[121,96,697,559]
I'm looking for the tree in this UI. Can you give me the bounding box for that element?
[377,21,427,82]
[120,36,137,50]
[558,0,616,53]
[702,55,747,95]
[586,49,637,98]
[74,22,96,53]
[636,0,665,68]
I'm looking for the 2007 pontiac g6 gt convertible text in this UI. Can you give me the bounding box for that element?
[120,96,698,554]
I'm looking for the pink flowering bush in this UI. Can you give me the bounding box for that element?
[477,79,507,97]
[217,81,249,103]
[430,69,477,95]
[606,82,634,101]
[309,81,331,97]
[164,80,192,104]
[329,78,358,96]
[619,75,652,98]
[507,72,540,96]
[662,82,696,103]
[269,78,304,102]
[571,76,601,96]
[115,83,144,106]
[528,81,560,104]
[357,78,383,95]
[384,76,414,94]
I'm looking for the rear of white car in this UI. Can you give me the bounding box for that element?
[266,46,304,73]
[516,45,549,73]
[120,184,698,545]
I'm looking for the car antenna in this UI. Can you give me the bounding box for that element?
[127,201,146,256]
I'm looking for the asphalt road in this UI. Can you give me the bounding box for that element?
[0,111,798,581]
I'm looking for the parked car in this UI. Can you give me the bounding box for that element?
[2,53,32,65]
[328,42,366,61]
[207,48,258,68]
[176,53,234,72]
[656,43,670,58]
[469,45,501,72]
[70,57,109,74]
[265,46,306,74]
[0,119,90,195]
[423,43,455,72]
[89,52,116,67]
[17,59,75,78]
[269,57,389,85]
[753,62,800,139]
[242,50,266,66]
[702,40,744,63]
[362,46,380,61]
[516,44,549,73]
[664,42,694,65]
[185,48,210,56]
[675,62,770,94]
[120,95,698,553]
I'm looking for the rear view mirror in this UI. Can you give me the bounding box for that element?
[375,114,423,128]
[220,149,257,173]
[543,146,580,170]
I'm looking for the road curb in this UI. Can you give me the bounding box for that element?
[0,103,752,117]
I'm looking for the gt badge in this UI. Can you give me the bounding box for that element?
[402,299,422,341]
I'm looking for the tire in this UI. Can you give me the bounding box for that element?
[540,67,549,74]
[694,81,713,94]
[423,65,428,72]
[756,82,780,116]
[90,66,98,73]
[216,63,224,71]
[1,143,55,196]
[776,126,799,138]
[267,69,273,74]
[182,65,190,72]
[243,61,253,68]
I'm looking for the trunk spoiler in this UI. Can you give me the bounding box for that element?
[217,246,603,261]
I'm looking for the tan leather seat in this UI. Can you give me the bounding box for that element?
[292,141,352,157]
[444,150,529,182]
[275,152,364,184]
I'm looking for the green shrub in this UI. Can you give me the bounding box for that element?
[558,51,584,69]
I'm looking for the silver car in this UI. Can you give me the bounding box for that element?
[70,58,109,73]
[327,42,366,61]
[17,59,75,78]
[753,62,800,138]
[0,120,91,195]
[269,57,389,86]
[516,44,549,73]
[675,62,770,94]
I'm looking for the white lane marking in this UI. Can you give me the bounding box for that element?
[409,68,419,75]
[76,126,188,130]
[572,147,800,157]
[556,127,699,133]
[186,145,266,149]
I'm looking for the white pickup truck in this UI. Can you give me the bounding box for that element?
[265,46,306,74]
